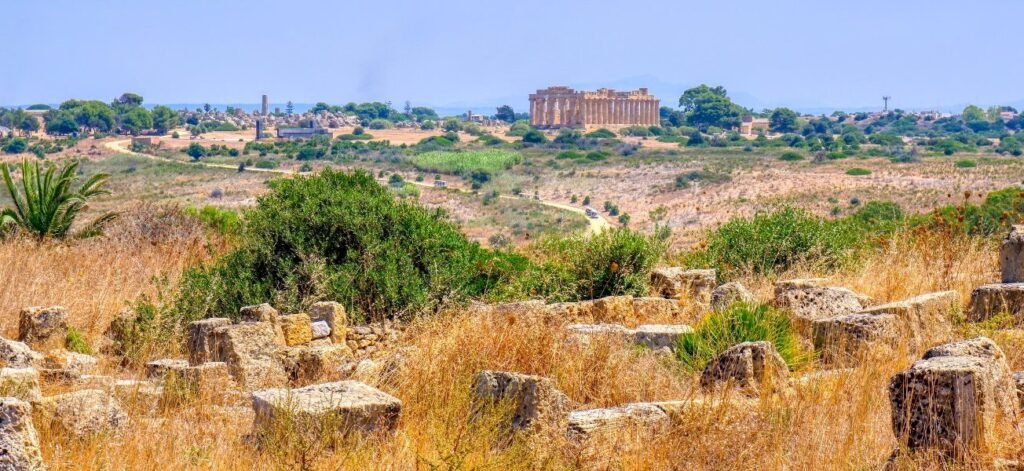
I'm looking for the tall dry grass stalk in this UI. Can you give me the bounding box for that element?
[0,205,224,341]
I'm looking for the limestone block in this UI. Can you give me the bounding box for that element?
[889,337,1018,455]
[279,314,313,346]
[631,297,682,320]
[710,282,755,311]
[773,278,828,297]
[650,268,716,302]
[812,313,899,366]
[43,349,99,375]
[861,291,960,352]
[277,345,351,384]
[34,389,129,438]
[213,322,287,390]
[0,368,42,402]
[774,286,864,335]
[567,402,670,441]
[187,317,231,364]
[700,341,789,396]
[631,324,693,350]
[309,301,348,343]
[0,338,42,368]
[250,381,401,437]
[239,303,279,323]
[0,397,44,470]
[472,370,572,431]
[311,321,331,340]
[968,283,1024,322]
[18,306,68,351]
[590,296,636,323]
[1002,225,1024,283]
[145,358,188,379]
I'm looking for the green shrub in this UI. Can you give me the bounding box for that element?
[923,187,1024,236]
[955,160,977,168]
[254,159,278,169]
[521,130,547,144]
[174,169,495,322]
[412,150,521,175]
[585,128,616,139]
[686,207,865,278]
[556,151,584,160]
[183,205,241,237]
[491,228,667,302]
[677,303,810,372]
[779,151,804,161]
[65,326,93,354]
[367,119,392,130]
[845,167,871,176]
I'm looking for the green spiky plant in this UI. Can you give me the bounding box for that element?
[1,159,115,240]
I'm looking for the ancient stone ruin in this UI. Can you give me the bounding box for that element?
[528,86,660,128]
[969,226,1024,322]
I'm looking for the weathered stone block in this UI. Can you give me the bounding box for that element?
[112,379,164,413]
[711,281,755,311]
[812,313,899,366]
[18,306,68,351]
[889,337,1019,455]
[240,303,279,323]
[650,268,716,302]
[631,297,682,320]
[567,402,670,441]
[774,286,864,335]
[0,368,41,402]
[0,397,44,470]
[861,291,960,352]
[968,283,1024,322]
[773,278,828,297]
[1002,225,1024,283]
[213,322,288,390]
[34,389,129,438]
[631,324,693,350]
[145,358,188,379]
[311,321,331,340]
[251,381,401,437]
[43,349,99,375]
[700,341,789,396]
[309,301,348,343]
[279,314,313,346]
[590,296,636,323]
[472,370,572,431]
[187,317,231,364]
[565,323,631,344]
[278,345,351,384]
[1014,371,1024,410]
[0,338,42,368]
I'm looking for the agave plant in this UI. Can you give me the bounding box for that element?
[1,159,115,240]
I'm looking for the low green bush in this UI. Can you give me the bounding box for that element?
[685,207,866,278]
[174,169,497,322]
[779,151,804,161]
[845,167,871,176]
[677,303,810,372]
[955,160,977,168]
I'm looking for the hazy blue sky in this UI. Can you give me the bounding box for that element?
[2,0,1021,112]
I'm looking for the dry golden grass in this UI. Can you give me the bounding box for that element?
[7,210,1023,469]
[0,205,224,341]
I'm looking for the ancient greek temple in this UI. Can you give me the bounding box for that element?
[528,86,660,128]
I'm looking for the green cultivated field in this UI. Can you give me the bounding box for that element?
[412,149,521,174]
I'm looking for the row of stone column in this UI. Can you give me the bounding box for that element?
[530,96,583,127]
[582,98,659,126]
[529,96,659,127]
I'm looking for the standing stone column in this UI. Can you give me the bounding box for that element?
[529,99,537,127]
[632,100,639,124]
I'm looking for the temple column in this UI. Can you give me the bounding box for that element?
[605,99,611,124]
[632,100,639,124]
[546,98,554,127]
[530,99,538,126]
